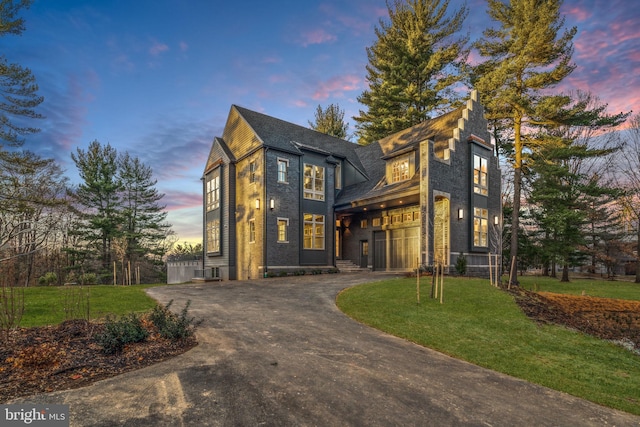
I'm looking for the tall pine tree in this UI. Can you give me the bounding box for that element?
[119,153,171,266]
[354,0,469,145]
[308,104,349,139]
[527,92,628,282]
[0,0,43,147]
[472,0,576,285]
[69,141,121,273]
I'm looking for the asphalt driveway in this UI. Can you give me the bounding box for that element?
[14,273,640,426]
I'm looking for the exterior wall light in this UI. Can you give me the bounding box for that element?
[269,198,275,210]
[458,208,464,220]
[494,215,499,225]
[255,199,260,210]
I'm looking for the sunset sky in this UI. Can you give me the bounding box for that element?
[7,0,639,244]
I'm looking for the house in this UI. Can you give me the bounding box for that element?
[201,90,501,280]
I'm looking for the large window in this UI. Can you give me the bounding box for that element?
[303,214,324,249]
[474,155,488,195]
[474,207,488,247]
[206,169,220,211]
[277,218,289,242]
[303,164,324,200]
[206,219,220,253]
[277,158,288,183]
[391,155,410,183]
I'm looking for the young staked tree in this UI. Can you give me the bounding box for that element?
[69,141,121,273]
[309,104,349,139]
[473,0,577,285]
[354,0,469,145]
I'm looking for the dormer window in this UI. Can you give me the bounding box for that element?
[391,155,411,183]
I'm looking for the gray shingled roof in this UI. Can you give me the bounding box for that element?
[336,106,464,208]
[233,105,366,176]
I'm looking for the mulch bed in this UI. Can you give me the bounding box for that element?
[510,287,640,351]
[0,319,197,403]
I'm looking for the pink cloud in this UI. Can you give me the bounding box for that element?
[299,29,337,47]
[312,74,361,100]
[164,191,202,211]
[563,5,591,22]
[262,55,281,64]
[149,41,169,56]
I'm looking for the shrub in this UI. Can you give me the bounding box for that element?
[455,252,467,276]
[94,313,149,354]
[38,272,58,286]
[149,300,202,340]
[79,273,98,285]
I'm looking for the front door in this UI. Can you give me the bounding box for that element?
[360,240,369,268]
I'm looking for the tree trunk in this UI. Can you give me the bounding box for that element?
[561,263,570,282]
[509,114,523,287]
[509,165,522,286]
[636,219,640,283]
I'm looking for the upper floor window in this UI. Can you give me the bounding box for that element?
[206,169,220,211]
[335,162,342,190]
[303,164,325,200]
[474,207,488,247]
[249,160,257,183]
[391,155,410,183]
[277,159,288,183]
[474,155,488,196]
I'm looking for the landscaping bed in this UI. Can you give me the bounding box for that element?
[0,319,197,403]
[512,287,640,352]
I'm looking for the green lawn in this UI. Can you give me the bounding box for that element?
[516,275,640,300]
[336,276,640,415]
[17,284,162,327]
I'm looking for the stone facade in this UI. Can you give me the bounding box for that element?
[203,91,501,280]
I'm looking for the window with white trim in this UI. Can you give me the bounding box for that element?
[391,155,410,183]
[474,155,488,196]
[277,159,288,183]
[206,219,220,253]
[277,218,289,242]
[206,169,220,211]
[249,219,256,243]
[303,164,325,200]
[303,214,324,249]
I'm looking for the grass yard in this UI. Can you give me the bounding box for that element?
[336,276,640,415]
[516,275,640,301]
[17,284,162,327]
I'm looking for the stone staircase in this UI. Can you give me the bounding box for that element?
[335,259,370,273]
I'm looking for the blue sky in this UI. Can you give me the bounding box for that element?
[7,0,640,244]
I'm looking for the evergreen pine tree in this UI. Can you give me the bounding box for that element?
[0,0,43,147]
[308,104,349,139]
[354,0,469,145]
[472,0,577,285]
[69,141,122,272]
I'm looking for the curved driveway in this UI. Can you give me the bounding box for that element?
[16,274,640,426]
